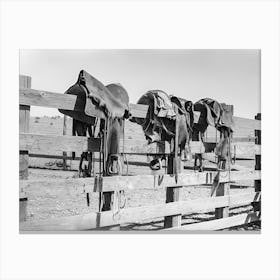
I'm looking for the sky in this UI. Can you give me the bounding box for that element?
[19,49,260,118]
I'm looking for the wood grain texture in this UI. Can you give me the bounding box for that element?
[214,182,230,218]
[19,88,262,129]
[19,170,261,199]
[19,76,31,222]
[253,114,261,212]
[20,88,78,110]
[19,133,101,153]
[19,192,260,231]
[167,212,261,231]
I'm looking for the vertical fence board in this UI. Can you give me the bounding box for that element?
[19,75,31,222]
[214,131,230,219]
[253,113,261,212]
[214,182,230,218]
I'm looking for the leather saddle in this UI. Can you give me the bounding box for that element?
[194,98,235,133]
[59,70,130,124]
[131,90,194,145]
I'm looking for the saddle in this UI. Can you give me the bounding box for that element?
[59,70,130,124]
[194,98,235,132]
[131,90,194,145]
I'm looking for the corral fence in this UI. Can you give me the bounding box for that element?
[19,75,261,231]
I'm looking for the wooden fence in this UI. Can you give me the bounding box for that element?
[19,75,261,231]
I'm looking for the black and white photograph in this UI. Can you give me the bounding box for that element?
[1,1,280,280]
[19,49,261,232]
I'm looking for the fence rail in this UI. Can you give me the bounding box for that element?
[166,212,261,231]
[19,192,260,231]
[19,75,261,231]
[19,132,261,156]
[19,170,261,198]
[20,87,261,129]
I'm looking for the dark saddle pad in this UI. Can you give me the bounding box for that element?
[194,98,235,132]
[131,90,193,144]
[59,70,129,124]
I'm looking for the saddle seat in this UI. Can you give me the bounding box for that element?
[59,70,130,124]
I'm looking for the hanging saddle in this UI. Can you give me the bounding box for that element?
[59,70,130,123]
[194,98,235,133]
[131,90,194,151]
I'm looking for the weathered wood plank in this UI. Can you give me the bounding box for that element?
[20,88,78,110]
[19,88,262,128]
[253,114,261,212]
[19,170,261,199]
[202,137,256,143]
[19,133,101,153]
[22,138,205,155]
[215,182,230,219]
[19,192,260,231]
[19,76,31,222]
[19,88,148,119]
[167,212,261,231]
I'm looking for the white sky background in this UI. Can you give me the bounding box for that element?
[20,49,260,119]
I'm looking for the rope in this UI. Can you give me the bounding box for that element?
[215,128,218,164]
[112,190,127,221]
[122,120,129,176]
[228,133,232,182]
[98,118,109,212]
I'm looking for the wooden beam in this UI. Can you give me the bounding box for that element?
[19,192,260,231]
[167,212,261,231]
[253,114,261,212]
[19,170,261,200]
[214,179,230,219]
[19,133,101,153]
[203,137,257,143]
[19,88,263,128]
[19,76,31,222]
[20,88,78,110]
[19,88,148,119]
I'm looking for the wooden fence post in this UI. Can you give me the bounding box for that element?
[215,132,230,219]
[214,180,230,219]
[252,113,261,212]
[19,75,31,222]
[164,114,182,228]
[100,120,121,231]
[62,115,68,170]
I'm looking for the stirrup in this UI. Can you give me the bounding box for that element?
[150,158,162,171]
